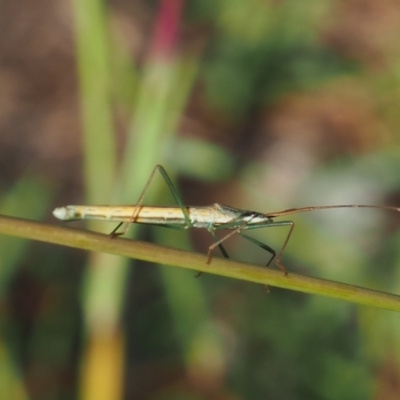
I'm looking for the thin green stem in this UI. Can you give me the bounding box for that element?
[1,214,400,312]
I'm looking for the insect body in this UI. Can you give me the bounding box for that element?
[53,203,253,228]
[53,165,400,274]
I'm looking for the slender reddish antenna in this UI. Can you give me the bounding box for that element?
[266,205,400,218]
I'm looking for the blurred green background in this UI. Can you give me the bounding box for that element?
[1,0,400,399]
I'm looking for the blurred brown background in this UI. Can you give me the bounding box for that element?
[1,0,400,399]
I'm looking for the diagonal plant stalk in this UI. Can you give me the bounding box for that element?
[72,0,205,396]
[1,214,400,313]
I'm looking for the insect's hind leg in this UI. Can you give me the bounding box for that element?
[110,164,192,237]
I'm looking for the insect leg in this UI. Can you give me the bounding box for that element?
[238,233,276,267]
[195,229,231,278]
[243,220,295,275]
[206,223,248,265]
[110,221,124,236]
[110,164,192,236]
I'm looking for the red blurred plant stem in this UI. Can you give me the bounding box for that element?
[150,0,184,61]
